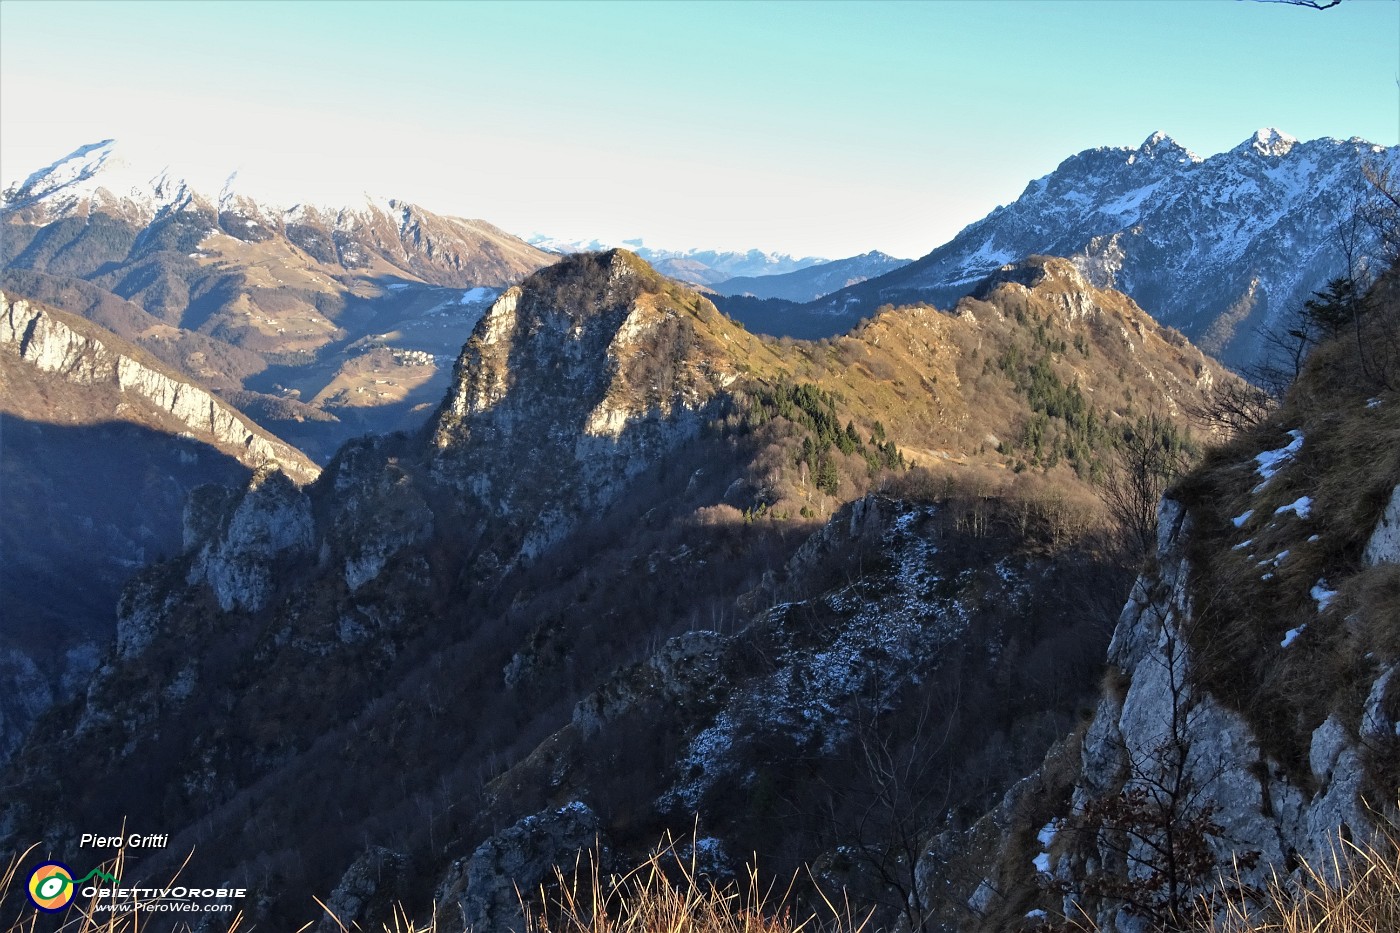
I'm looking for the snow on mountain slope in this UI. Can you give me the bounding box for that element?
[2,139,551,286]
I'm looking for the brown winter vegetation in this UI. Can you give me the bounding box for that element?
[1171,265,1400,787]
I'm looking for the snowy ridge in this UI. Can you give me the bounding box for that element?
[3,138,555,295]
[3,139,426,232]
[1,139,199,220]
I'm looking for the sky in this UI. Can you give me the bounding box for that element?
[1,0,1397,260]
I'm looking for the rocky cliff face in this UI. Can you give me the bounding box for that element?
[0,294,313,766]
[429,250,739,565]
[1,292,319,482]
[1050,491,1397,929]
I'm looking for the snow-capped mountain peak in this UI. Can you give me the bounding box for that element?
[1135,131,1201,164]
[1234,127,1299,158]
[1,138,204,220]
[3,139,425,230]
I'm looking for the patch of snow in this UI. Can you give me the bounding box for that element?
[1281,625,1306,648]
[661,505,970,811]
[1232,509,1254,528]
[1311,581,1339,612]
[1253,430,1303,490]
[460,286,495,305]
[1097,180,1163,223]
[1032,819,1058,875]
[1275,496,1313,520]
[1232,539,1253,551]
[1367,397,1382,409]
[1026,909,1048,920]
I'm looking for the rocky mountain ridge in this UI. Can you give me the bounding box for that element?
[1,292,319,482]
[0,250,1237,931]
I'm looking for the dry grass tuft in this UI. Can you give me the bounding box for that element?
[1209,827,1400,933]
[312,835,869,933]
[521,838,869,933]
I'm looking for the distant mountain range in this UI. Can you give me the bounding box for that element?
[747,130,1397,369]
[708,250,910,302]
[526,234,829,285]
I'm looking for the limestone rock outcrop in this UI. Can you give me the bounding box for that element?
[0,292,318,483]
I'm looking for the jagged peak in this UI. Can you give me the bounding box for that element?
[1,138,168,208]
[507,249,665,320]
[1233,127,1299,158]
[6,138,118,194]
[1134,130,1202,164]
[1,139,439,225]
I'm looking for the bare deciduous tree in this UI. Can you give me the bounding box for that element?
[1099,416,1192,559]
[1253,0,1344,9]
[1183,378,1274,437]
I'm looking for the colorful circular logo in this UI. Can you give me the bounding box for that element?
[27,861,76,912]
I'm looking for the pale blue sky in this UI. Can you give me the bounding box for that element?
[2,0,1396,258]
